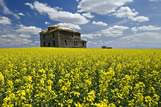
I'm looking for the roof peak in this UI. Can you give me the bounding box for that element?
[50,25,78,32]
[48,25,57,28]
[48,25,70,28]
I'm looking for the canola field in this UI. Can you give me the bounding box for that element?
[0,48,161,107]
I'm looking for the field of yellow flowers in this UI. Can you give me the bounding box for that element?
[0,48,161,106]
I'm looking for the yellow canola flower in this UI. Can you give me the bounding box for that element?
[0,72,4,86]
[87,90,95,102]
[0,48,161,106]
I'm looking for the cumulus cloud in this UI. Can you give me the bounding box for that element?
[113,7,149,22]
[17,13,25,16]
[92,21,108,26]
[82,12,94,18]
[0,16,11,25]
[82,34,100,39]
[45,21,50,25]
[0,35,32,46]
[25,1,89,25]
[18,34,31,38]
[87,41,97,45]
[110,32,161,48]
[0,0,20,19]
[131,25,161,32]
[0,24,42,48]
[87,40,113,47]
[77,0,133,14]
[85,31,161,48]
[114,7,138,18]
[56,23,81,30]
[16,24,42,35]
[99,25,129,37]
[25,2,34,9]
[0,33,33,47]
[82,25,129,39]
[131,16,149,22]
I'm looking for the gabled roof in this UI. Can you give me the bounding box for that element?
[40,25,80,34]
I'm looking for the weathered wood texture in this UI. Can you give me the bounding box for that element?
[40,26,86,48]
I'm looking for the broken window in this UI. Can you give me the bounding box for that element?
[53,40,55,47]
[82,42,85,46]
[72,33,74,37]
[48,42,50,47]
[43,42,45,47]
[74,41,78,46]
[65,40,67,46]
[53,33,55,38]
[43,34,45,39]
[74,41,76,46]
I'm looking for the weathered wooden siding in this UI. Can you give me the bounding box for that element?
[40,31,59,47]
[40,29,86,48]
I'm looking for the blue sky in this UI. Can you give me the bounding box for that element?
[0,0,161,48]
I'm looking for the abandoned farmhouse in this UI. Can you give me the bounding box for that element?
[40,25,87,48]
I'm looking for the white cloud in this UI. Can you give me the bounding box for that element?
[25,2,34,9]
[0,16,11,25]
[99,25,129,37]
[53,6,63,11]
[0,35,32,46]
[82,12,94,18]
[0,33,33,47]
[92,21,108,26]
[77,0,133,14]
[56,23,81,30]
[82,34,93,39]
[45,21,50,25]
[16,24,42,35]
[82,34,99,39]
[114,7,138,19]
[34,41,40,44]
[113,7,149,22]
[25,1,89,25]
[110,32,161,48]
[82,25,129,39]
[18,34,31,38]
[131,16,149,22]
[0,0,20,19]
[131,25,161,32]
[87,41,97,45]
[0,24,42,48]
[18,13,25,16]
[115,19,129,25]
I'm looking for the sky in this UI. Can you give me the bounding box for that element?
[0,0,161,49]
